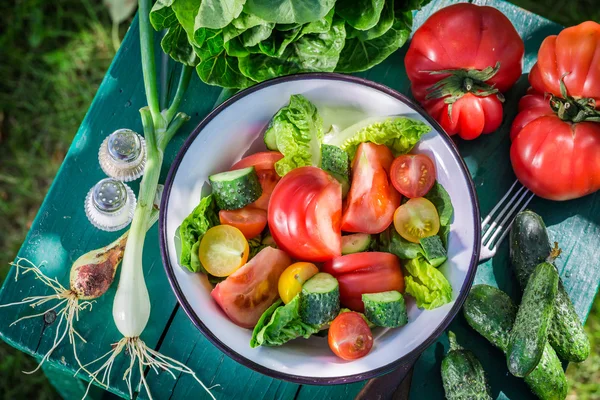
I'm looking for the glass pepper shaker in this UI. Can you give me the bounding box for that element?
[99,129,146,181]
[85,178,136,231]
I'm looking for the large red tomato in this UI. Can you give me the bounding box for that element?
[405,3,524,140]
[341,143,401,234]
[211,247,291,328]
[322,252,404,312]
[268,166,342,262]
[529,22,600,105]
[510,90,600,200]
[231,152,283,210]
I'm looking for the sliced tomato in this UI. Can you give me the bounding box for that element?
[390,154,436,198]
[268,166,342,262]
[393,198,440,243]
[328,312,373,360]
[341,143,401,234]
[231,152,283,210]
[219,207,267,239]
[211,247,291,328]
[323,252,404,312]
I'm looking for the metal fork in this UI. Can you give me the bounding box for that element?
[479,180,535,261]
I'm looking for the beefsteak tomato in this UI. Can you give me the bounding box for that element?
[510,89,600,200]
[211,247,291,328]
[341,143,401,234]
[268,166,342,262]
[322,252,404,312]
[405,3,524,139]
[529,21,600,105]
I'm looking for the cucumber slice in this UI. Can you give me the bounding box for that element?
[362,291,408,328]
[209,166,262,210]
[321,144,350,197]
[264,125,278,150]
[300,272,340,325]
[341,233,372,254]
[420,235,447,267]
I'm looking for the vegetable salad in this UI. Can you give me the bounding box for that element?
[177,94,455,360]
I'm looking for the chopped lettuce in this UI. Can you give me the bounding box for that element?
[404,256,452,310]
[248,236,267,259]
[178,195,220,273]
[424,182,454,226]
[264,94,324,176]
[251,296,320,347]
[326,116,430,159]
[375,227,423,260]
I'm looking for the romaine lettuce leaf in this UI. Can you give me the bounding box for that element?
[424,182,454,226]
[328,116,430,160]
[178,195,220,273]
[263,94,324,176]
[404,256,452,310]
[375,227,423,260]
[251,296,320,347]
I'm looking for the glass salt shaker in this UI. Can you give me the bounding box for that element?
[85,178,136,231]
[99,129,146,181]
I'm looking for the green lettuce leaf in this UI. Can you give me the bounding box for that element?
[336,0,385,30]
[404,256,452,310]
[329,116,430,160]
[243,0,336,24]
[346,0,394,41]
[263,94,324,176]
[375,227,423,260]
[251,296,320,347]
[195,0,245,30]
[248,236,267,259]
[178,195,220,273]
[424,182,453,226]
[151,0,198,66]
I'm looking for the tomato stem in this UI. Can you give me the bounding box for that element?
[425,62,504,120]
[549,76,600,123]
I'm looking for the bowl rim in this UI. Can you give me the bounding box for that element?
[159,72,481,385]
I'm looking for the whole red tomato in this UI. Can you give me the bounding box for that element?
[510,90,600,200]
[322,252,404,312]
[405,3,524,140]
[529,22,600,105]
[268,166,342,262]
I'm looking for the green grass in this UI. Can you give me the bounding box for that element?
[0,0,597,399]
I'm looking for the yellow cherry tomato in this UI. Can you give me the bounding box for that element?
[393,197,440,243]
[199,225,249,277]
[278,262,319,304]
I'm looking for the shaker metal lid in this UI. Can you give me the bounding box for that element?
[99,129,146,181]
[85,178,136,231]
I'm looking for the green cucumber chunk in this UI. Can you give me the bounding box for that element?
[441,331,492,400]
[508,262,559,377]
[300,272,340,325]
[420,235,447,267]
[321,144,350,197]
[362,290,407,328]
[264,125,278,150]
[463,285,568,400]
[209,166,262,210]
[510,210,590,362]
[341,233,372,254]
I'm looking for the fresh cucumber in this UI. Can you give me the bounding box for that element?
[420,235,447,267]
[441,331,492,400]
[341,233,372,254]
[362,291,407,328]
[508,262,559,377]
[300,272,340,325]
[463,285,567,400]
[264,125,278,150]
[510,210,590,362]
[209,166,262,210]
[321,144,350,197]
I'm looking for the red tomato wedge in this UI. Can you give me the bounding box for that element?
[231,152,283,210]
[219,208,267,239]
[323,252,404,312]
[328,312,373,360]
[341,143,401,234]
[211,247,291,328]
[390,154,436,198]
[268,166,342,262]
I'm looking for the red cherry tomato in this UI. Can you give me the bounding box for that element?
[219,207,267,239]
[268,166,342,262]
[323,252,404,312]
[231,152,283,210]
[405,3,523,139]
[390,154,436,198]
[341,143,401,234]
[328,312,373,360]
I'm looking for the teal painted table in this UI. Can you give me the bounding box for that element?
[1,1,598,399]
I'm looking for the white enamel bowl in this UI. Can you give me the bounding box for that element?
[160,74,481,384]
